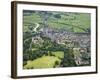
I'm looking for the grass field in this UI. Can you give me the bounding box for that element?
[23,11,90,33]
[32,48,38,51]
[51,51,64,59]
[24,56,61,69]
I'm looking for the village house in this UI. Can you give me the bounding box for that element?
[32,35,43,44]
[41,27,90,48]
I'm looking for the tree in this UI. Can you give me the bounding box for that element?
[86,28,91,33]
[61,48,76,67]
[29,26,34,32]
[54,14,61,24]
[55,61,59,65]
[53,61,59,68]
[54,14,61,19]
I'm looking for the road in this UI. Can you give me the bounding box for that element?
[24,23,40,44]
[33,23,40,32]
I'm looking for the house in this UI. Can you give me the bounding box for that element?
[41,27,90,48]
[32,36,43,44]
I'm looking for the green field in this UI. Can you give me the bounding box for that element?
[24,56,61,69]
[51,51,64,59]
[23,11,90,33]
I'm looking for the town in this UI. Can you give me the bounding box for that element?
[32,27,91,66]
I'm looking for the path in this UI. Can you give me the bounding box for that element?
[33,23,40,32]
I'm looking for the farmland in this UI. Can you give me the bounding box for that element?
[23,11,90,33]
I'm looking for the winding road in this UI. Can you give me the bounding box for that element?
[24,23,40,44]
[33,23,40,32]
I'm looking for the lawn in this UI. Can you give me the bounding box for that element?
[24,56,61,69]
[51,51,64,59]
[32,48,38,51]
